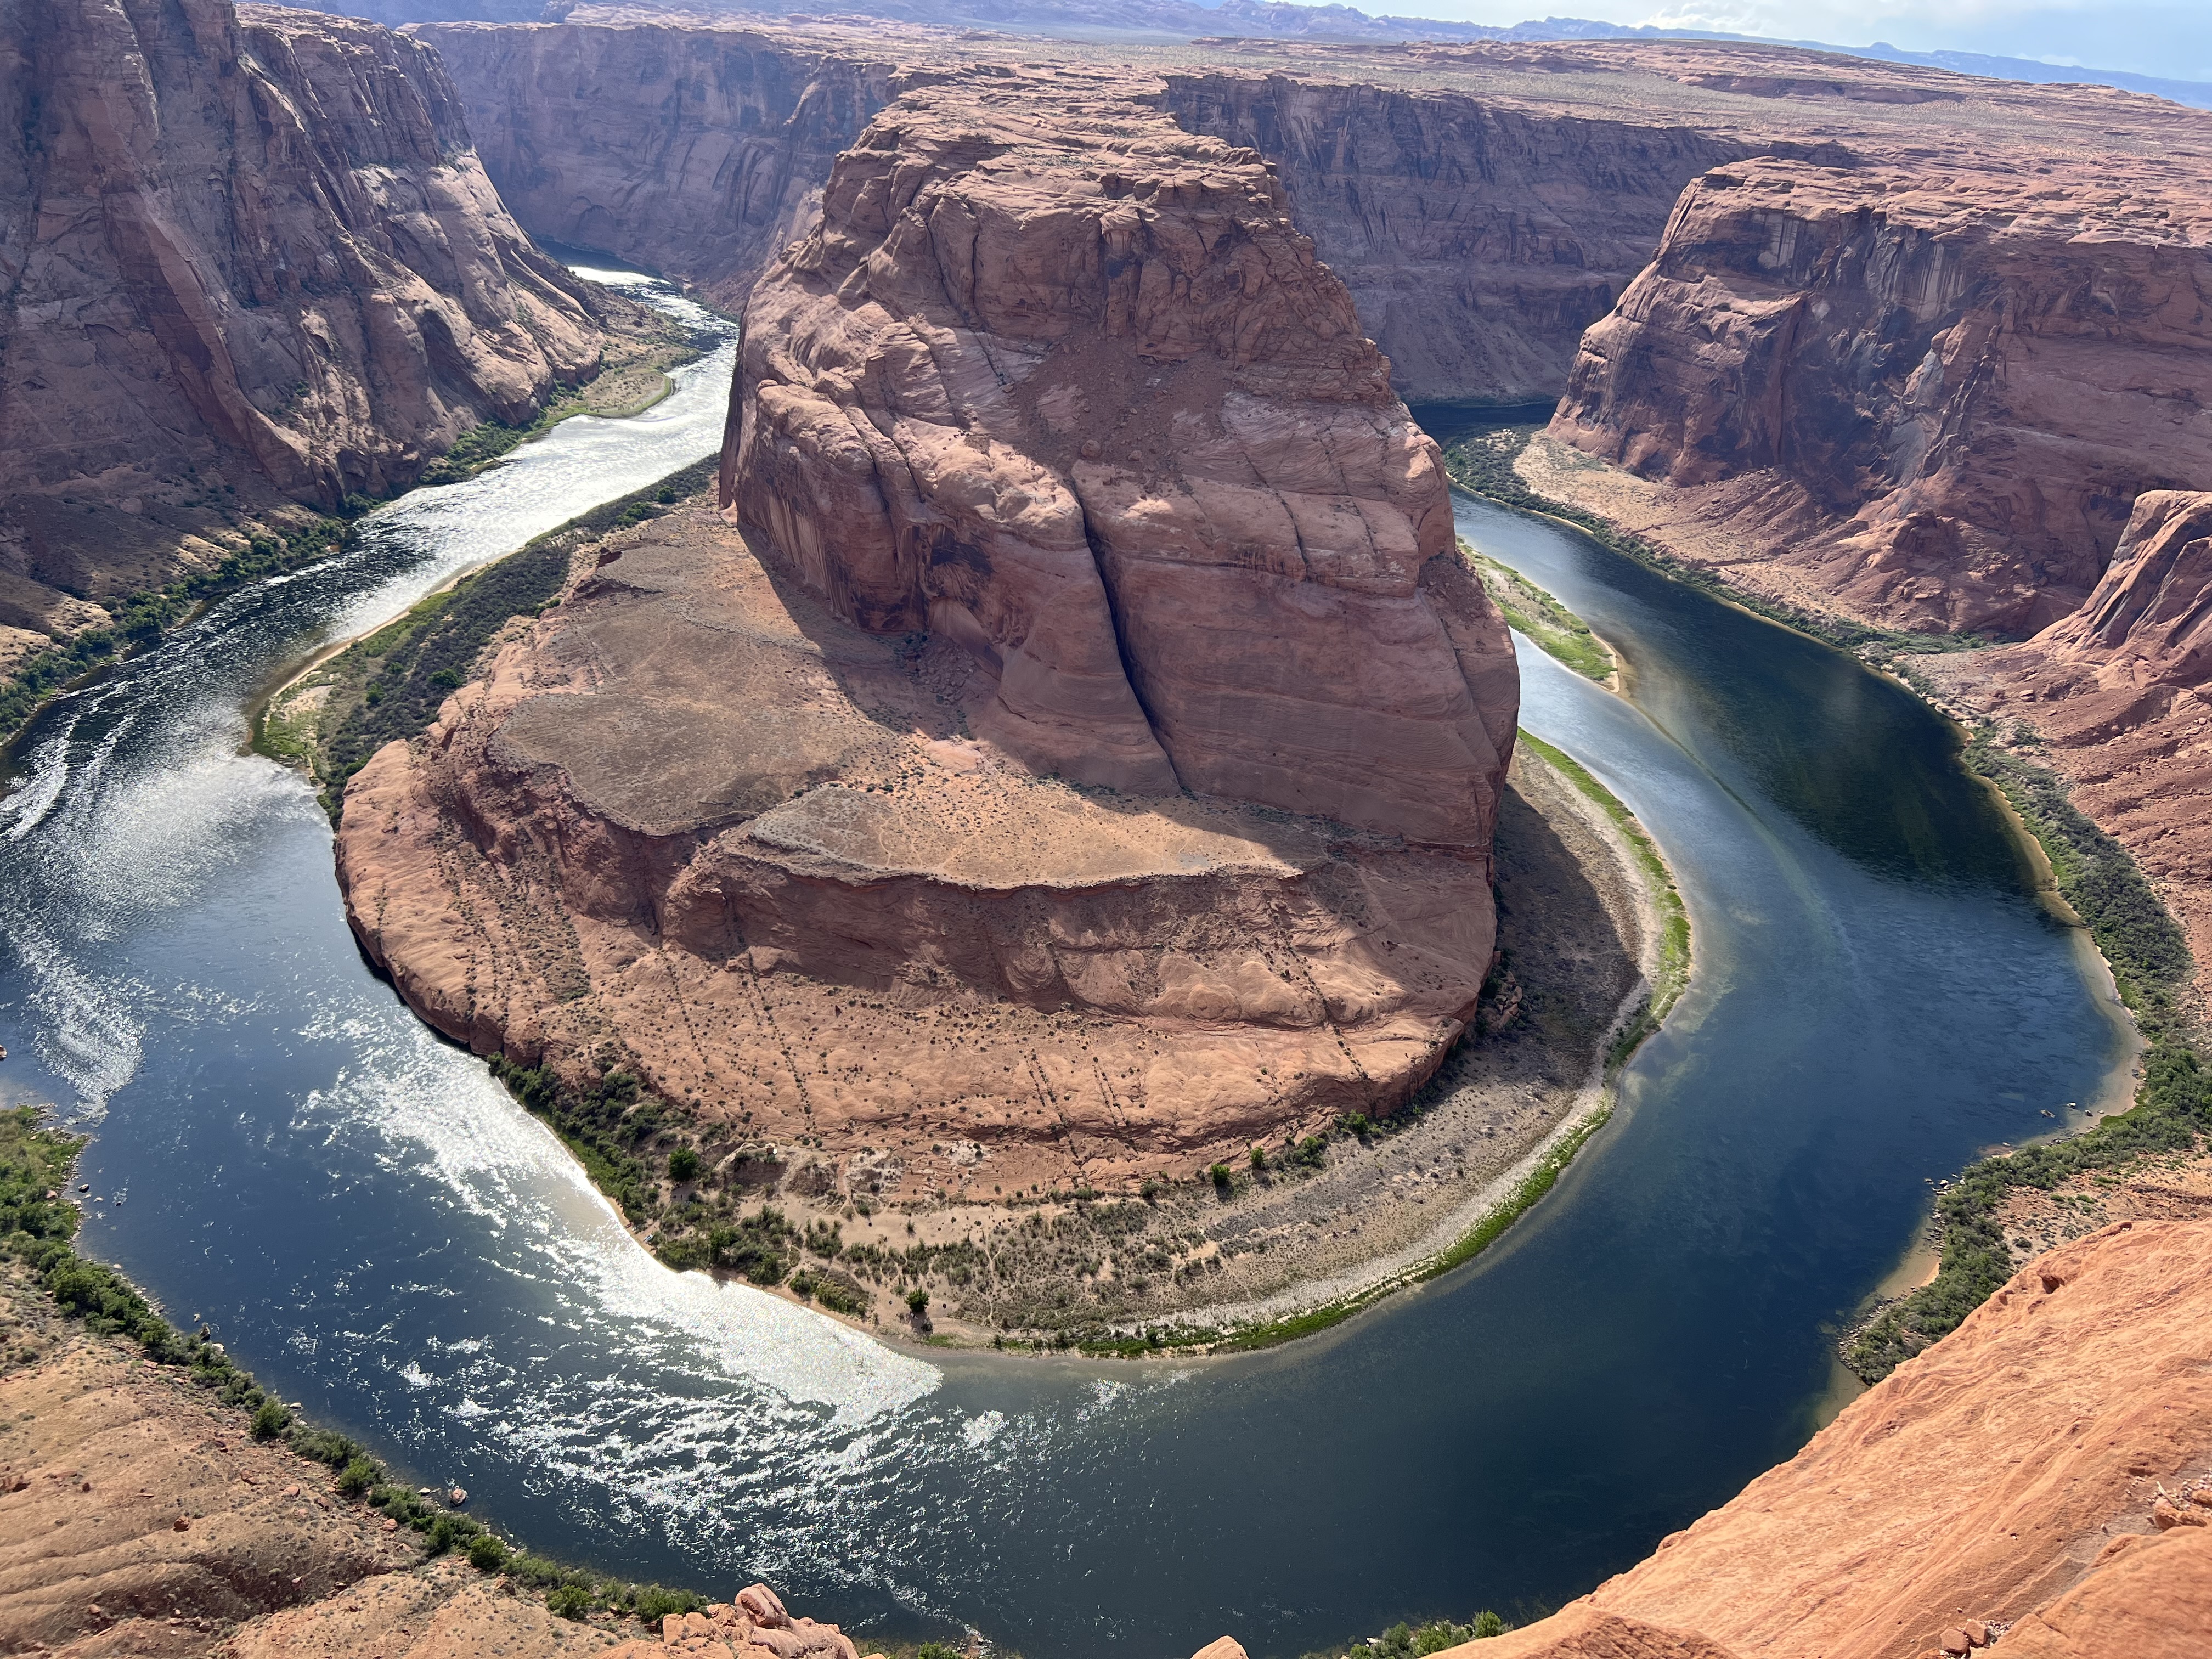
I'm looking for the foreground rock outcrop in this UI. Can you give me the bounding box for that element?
[1442,1219,2212,1659]
[0,0,611,668]
[337,69,1517,1207]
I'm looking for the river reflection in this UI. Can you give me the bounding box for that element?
[0,359,2131,1658]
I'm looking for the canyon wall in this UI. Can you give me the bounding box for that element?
[411,19,898,311]
[1925,493,2212,995]
[0,0,609,645]
[1158,72,1747,405]
[1550,155,2212,637]
[337,67,1519,1200]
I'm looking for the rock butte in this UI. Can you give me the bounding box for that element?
[336,67,1519,1193]
[0,0,618,676]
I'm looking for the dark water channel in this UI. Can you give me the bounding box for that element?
[0,331,2132,1657]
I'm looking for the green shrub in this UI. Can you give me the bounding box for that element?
[1471,1612,1508,1640]
[251,1398,292,1440]
[467,1532,512,1572]
[335,1457,381,1497]
[506,1554,570,1589]
[668,1146,701,1182]
[906,1287,930,1316]
[917,1644,963,1659]
[546,1583,593,1620]
[426,1511,481,1555]
[635,1585,703,1624]
[1209,1163,1231,1189]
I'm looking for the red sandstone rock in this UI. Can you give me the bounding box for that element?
[0,0,611,631]
[1995,1525,2212,1658]
[1922,492,2212,1013]
[726,73,1514,842]
[1552,155,2212,637]
[1158,71,1744,404]
[1457,1221,2212,1659]
[338,79,1516,1194]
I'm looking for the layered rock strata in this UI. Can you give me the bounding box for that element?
[0,0,610,651]
[411,18,898,312]
[1551,155,2212,637]
[337,71,1517,1195]
[1157,72,1747,404]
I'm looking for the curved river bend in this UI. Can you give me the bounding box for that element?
[0,294,2130,1657]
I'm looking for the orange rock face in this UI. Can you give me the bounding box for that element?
[0,0,611,624]
[1435,1220,2212,1659]
[1924,492,2212,1007]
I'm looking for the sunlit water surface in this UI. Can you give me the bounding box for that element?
[0,352,2131,1656]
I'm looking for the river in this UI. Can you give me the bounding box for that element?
[0,284,2132,1658]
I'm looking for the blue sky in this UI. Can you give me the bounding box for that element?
[1410,2,2212,82]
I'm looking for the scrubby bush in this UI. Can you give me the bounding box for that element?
[635,1585,703,1624]
[546,1583,593,1620]
[335,1457,380,1497]
[668,1146,701,1182]
[467,1532,512,1572]
[251,1398,291,1440]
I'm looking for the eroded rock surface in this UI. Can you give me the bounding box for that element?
[338,68,1517,1204]
[1158,71,1747,404]
[1549,146,2212,637]
[0,0,611,648]
[728,73,1515,839]
[1437,1220,2212,1659]
[1923,492,2212,998]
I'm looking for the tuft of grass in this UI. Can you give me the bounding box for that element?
[1299,1609,1516,1659]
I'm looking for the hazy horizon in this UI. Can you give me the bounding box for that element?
[1285,1,2212,83]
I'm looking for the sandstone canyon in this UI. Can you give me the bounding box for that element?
[335,67,1522,1209]
[0,0,616,679]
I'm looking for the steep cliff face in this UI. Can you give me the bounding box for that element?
[337,70,1518,1200]
[727,77,1516,842]
[1550,157,2212,637]
[410,19,896,311]
[1159,72,1747,405]
[0,0,608,629]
